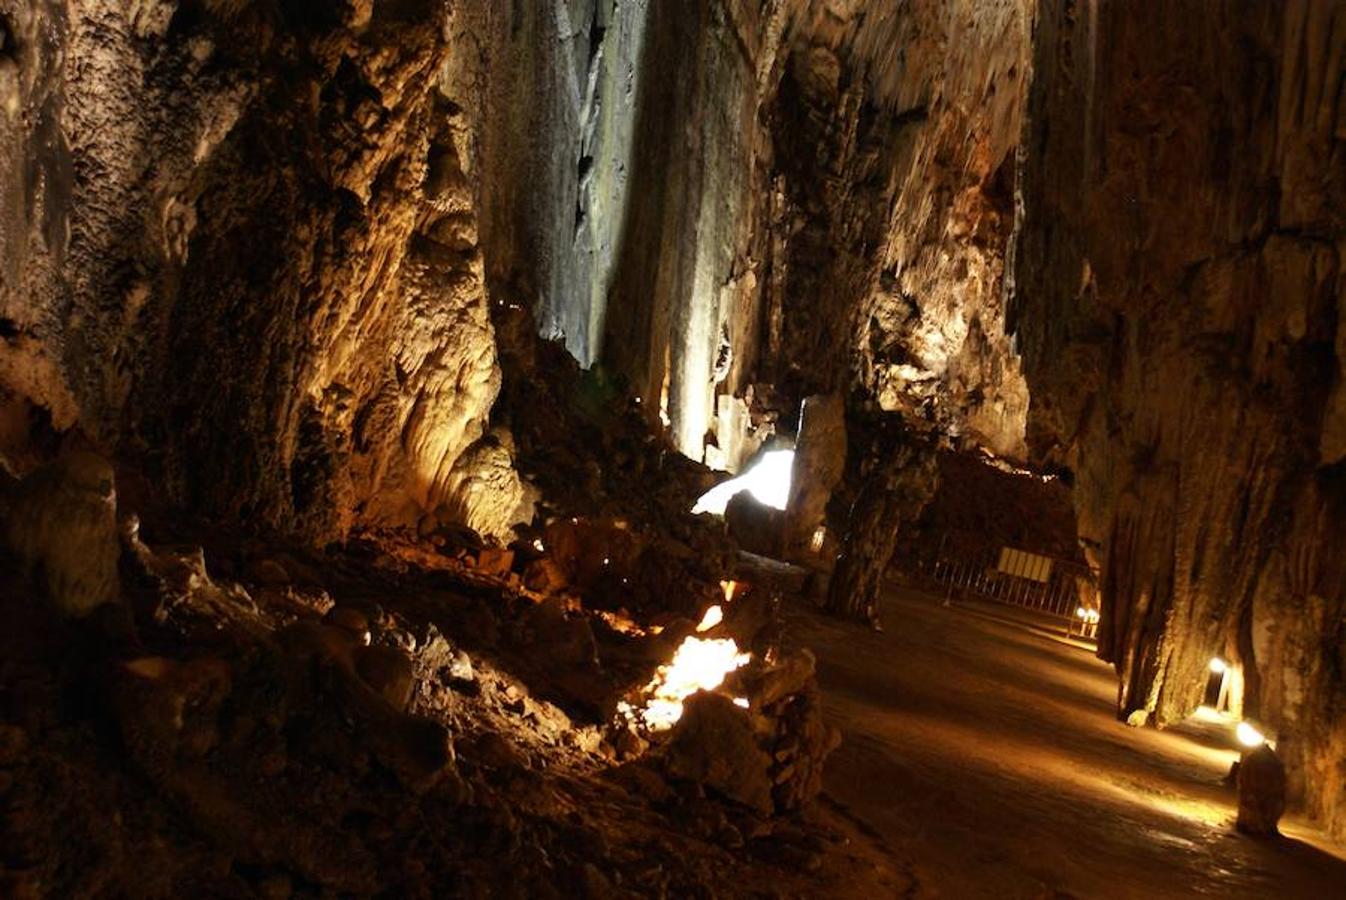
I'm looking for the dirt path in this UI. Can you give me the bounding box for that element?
[788,585,1346,899]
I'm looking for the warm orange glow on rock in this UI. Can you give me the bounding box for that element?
[695,604,724,632]
[621,635,751,731]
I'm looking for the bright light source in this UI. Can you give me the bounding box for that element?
[624,636,751,731]
[1076,607,1100,624]
[532,538,545,552]
[691,449,795,516]
[1236,722,1266,748]
[1209,657,1227,674]
[695,604,724,632]
[720,579,739,603]
[810,525,827,553]
[732,697,750,709]
[602,557,610,566]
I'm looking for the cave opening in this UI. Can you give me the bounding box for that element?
[1,1,1345,897]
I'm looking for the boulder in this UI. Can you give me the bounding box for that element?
[746,649,817,709]
[356,644,416,712]
[544,517,645,589]
[0,452,122,618]
[525,597,598,670]
[723,490,784,558]
[1237,744,1287,837]
[661,693,775,814]
[473,546,515,578]
[523,557,569,593]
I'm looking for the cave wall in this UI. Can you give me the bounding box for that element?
[776,0,1033,460]
[1014,0,1346,837]
[434,0,788,470]
[598,0,779,465]
[0,0,522,542]
[452,0,1036,471]
[0,0,1035,540]
[442,0,649,372]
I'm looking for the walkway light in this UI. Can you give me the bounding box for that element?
[1236,722,1266,748]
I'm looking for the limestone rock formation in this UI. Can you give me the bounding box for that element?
[782,393,846,559]
[1012,0,1346,838]
[0,0,505,543]
[725,488,786,558]
[435,428,538,543]
[448,1,1033,471]
[662,692,777,815]
[826,437,939,625]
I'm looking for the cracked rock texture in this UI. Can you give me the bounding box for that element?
[1013,0,1346,838]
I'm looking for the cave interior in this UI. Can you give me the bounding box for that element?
[1,0,1345,897]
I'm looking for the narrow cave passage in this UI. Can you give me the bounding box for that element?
[1,1,1345,898]
[791,587,1346,898]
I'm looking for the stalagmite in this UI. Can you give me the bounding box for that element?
[782,394,846,560]
[1237,744,1289,837]
[826,437,938,626]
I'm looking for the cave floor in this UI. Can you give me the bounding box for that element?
[785,586,1346,899]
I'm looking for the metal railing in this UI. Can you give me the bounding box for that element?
[913,542,1099,637]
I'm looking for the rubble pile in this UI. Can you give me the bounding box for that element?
[0,446,880,897]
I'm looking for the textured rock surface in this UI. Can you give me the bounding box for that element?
[457,1,1033,471]
[826,434,938,625]
[782,393,845,559]
[0,451,120,617]
[443,0,650,372]
[779,0,1033,458]
[1013,0,1346,838]
[0,0,502,542]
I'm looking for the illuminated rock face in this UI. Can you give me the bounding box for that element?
[775,1,1033,460]
[0,1,502,541]
[1013,1,1346,838]
[460,1,1034,468]
[1,0,1340,844]
[444,1,651,372]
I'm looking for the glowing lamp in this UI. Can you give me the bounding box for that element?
[1236,722,1266,748]
[1208,657,1227,674]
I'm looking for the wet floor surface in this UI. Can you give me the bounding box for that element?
[788,586,1346,899]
